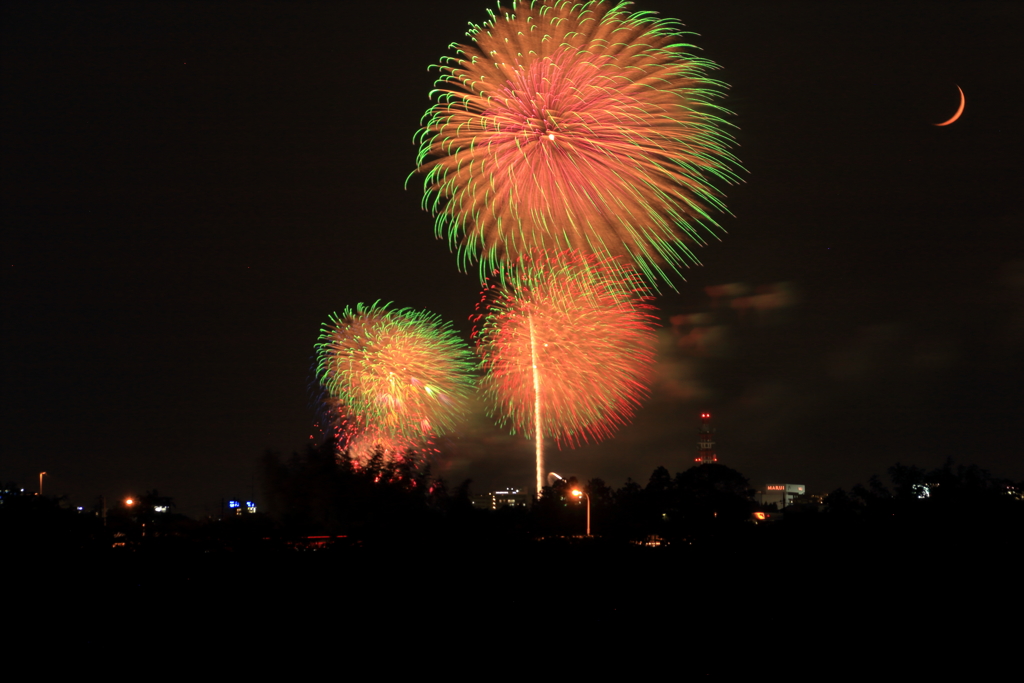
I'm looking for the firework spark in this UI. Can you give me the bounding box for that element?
[416,0,742,287]
[316,303,476,445]
[473,253,658,493]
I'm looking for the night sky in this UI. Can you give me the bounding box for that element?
[3,1,1022,517]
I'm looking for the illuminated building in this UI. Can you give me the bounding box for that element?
[226,499,257,516]
[0,485,32,504]
[694,412,718,464]
[471,488,530,510]
[760,484,805,509]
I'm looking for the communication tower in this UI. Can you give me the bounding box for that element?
[695,412,718,464]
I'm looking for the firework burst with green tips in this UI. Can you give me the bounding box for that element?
[415,0,743,288]
[316,303,476,444]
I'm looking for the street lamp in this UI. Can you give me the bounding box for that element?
[571,489,590,537]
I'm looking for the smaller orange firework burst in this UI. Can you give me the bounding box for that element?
[473,252,658,448]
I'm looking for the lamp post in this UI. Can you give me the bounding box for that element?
[571,489,590,537]
[39,472,46,496]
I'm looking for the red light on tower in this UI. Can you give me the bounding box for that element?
[695,412,718,464]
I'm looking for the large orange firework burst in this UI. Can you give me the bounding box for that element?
[416,0,742,287]
[316,303,476,446]
[473,253,657,491]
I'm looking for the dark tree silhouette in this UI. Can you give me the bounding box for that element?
[674,464,755,525]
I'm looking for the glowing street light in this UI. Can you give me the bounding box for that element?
[39,472,46,496]
[571,489,591,537]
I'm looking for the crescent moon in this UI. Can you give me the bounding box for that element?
[934,85,965,126]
